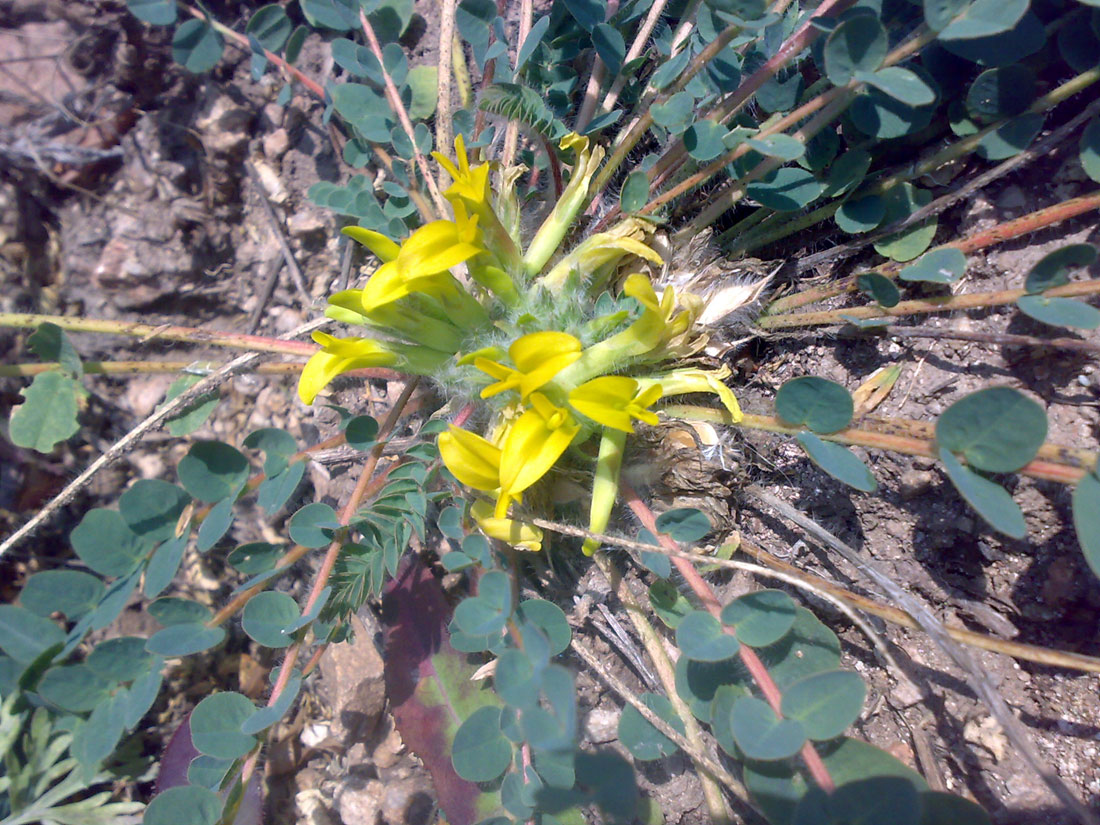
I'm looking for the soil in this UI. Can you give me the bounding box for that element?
[1,2,1099,825]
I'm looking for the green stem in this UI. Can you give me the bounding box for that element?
[0,312,316,355]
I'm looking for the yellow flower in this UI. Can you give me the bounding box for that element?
[471,500,543,552]
[568,376,663,433]
[342,226,400,262]
[438,426,501,491]
[499,393,580,501]
[432,133,492,211]
[524,133,607,276]
[541,231,663,290]
[475,332,582,400]
[298,332,398,404]
[640,366,743,422]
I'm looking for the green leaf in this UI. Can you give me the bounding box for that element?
[38,663,113,712]
[172,19,224,73]
[775,376,853,434]
[144,785,224,825]
[0,605,63,662]
[938,448,1026,539]
[874,183,936,262]
[196,497,235,552]
[649,580,692,629]
[1073,472,1100,580]
[651,48,692,91]
[160,373,220,436]
[858,66,936,106]
[258,461,306,514]
[187,754,235,789]
[145,623,226,656]
[90,567,142,631]
[856,272,900,308]
[923,0,967,32]
[345,415,380,449]
[242,673,302,734]
[796,432,878,493]
[516,599,571,656]
[620,170,649,213]
[246,4,292,51]
[229,542,285,574]
[9,370,83,452]
[1024,243,1097,293]
[729,696,806,760]
[746,134,806,161]
[618,693,685,761]
[1081,116,1100,183]
[721,589,798,647]
[899,248,967,284]
[1017,296,1100,330]
[966,65,1034,121]
[676,610,740,662]
[781,669,866,740]
[28,323,82,377]
[191,691,257,759]
[453,570,513,636]
[941,10,1045,67]
[20,570,104,620]
[332,83,394,142]
[87,636,155,682]
[71,691,127,773]
[684,120,728,161]
[71,508,147,577]
[939,0,1028,40]
[515,14,549,74]
[935,386,1047,473]
[495,649,541,710]
[655,507,712,542]
[562,0,605,29]
[301,0,358,30]
[178,441,250,502]
[242,591,300,648]
[651,91,694,130]
[120,479,191,543]
[823,149,872,198]
[746,167,826,212]
[453,706,512,782]
[126,0,177,25]
[289,502,341,548]
[822,14,887,85]
[836,195,884,234]
[850,83,937,140]
[243,427,297,475]
[977,112,1044,161]
[407,65,439,120]
[592,23,625,74]
[704,0,766,19]
[145,533,188,598]
[796,776,922,825]
[150,596,211,625]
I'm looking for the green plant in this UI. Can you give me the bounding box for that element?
[3,0,1100,823]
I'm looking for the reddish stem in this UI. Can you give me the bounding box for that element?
[623,483,836,794]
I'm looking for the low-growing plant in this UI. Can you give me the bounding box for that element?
[3,0,1100,823]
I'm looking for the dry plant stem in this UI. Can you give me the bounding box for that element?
[500,0,534,171]
[593,0,671,120]
[661,405,1095,484]
[769,190,1100,313]
[739,93,1100,258]
[0,361,401,382]
[872,325,1100,356]
[621,485,836,793]
[591,550,733,824]
[436,0,458,185]
[761,275,1100,331]
[530,518,1100,674]
[570,637,749,800]
[359,10,448,219]
[0,317,326,560]
[574,58,607,135]
[0,312,317,355]
[745,485,1100,825]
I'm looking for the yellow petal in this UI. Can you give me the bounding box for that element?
[342,227,400,262]
[568,376,639,432]
[499,399,580,494]
[438,426,501,491]
[471,499,543,552]
[297,334,399,405]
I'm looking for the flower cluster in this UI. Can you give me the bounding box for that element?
[300,133,742,553]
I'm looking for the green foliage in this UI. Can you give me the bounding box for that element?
[935,387,1046,473]
[775,377,853,434]
[618,694,684,761]
[898,248,967,284]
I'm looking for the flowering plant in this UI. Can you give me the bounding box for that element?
[300,133,741,553]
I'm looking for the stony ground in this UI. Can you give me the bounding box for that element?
[2,2,1099,824]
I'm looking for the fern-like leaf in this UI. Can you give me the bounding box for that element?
[479,83,569,141]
